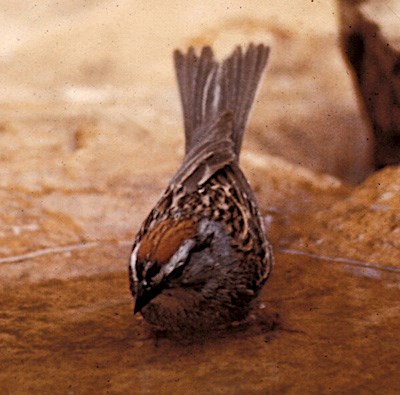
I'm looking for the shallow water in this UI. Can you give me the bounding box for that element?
[1,246,399,394]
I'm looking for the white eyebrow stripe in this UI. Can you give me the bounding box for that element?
[129,243,140,283]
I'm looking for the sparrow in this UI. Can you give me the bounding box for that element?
[129,43,274,333]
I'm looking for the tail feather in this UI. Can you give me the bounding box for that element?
[220,44,270,155]
[174,47,219,154]
[174,43,269,161]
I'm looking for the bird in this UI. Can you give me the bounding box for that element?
[129,43,274,333]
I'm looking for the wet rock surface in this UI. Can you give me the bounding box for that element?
[2,252,400,394]
[1,1,399,393]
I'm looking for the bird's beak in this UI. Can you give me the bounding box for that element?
[134,281,162,314]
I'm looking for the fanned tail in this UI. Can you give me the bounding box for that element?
[173,44,269,190]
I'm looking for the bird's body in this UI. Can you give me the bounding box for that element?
[129,44,274,333]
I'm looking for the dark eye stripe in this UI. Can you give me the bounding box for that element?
[145,262,161,282]
[136,261,144,282]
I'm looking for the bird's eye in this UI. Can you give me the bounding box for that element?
[145,262,161,282]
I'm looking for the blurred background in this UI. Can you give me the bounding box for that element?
[0,0,373,185]
[1,0,386,277]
